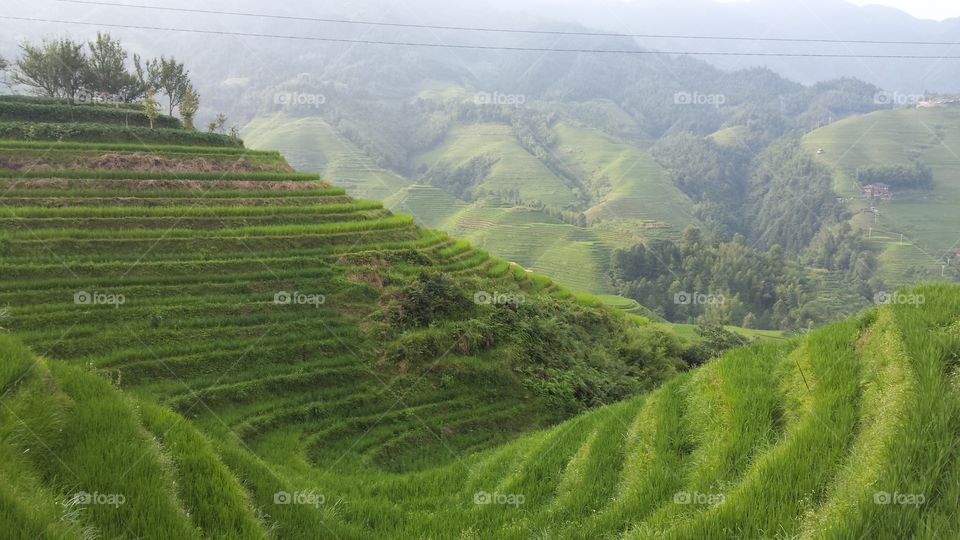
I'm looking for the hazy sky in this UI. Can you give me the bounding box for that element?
[716,0,960,21]
[846,0,960,20]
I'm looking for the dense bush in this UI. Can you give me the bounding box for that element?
[383,272,475,328]
[856,162,933,190]
[0,101,181,128]
[0,122,242,147]
[680,325,751,367]
[380,273,686,414]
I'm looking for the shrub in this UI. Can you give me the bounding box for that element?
[384,272,474,328]
[0,101,180,128]
[0,121,242,147]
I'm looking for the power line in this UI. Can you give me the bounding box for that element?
[50,0,960,47]
[4,15,960,59]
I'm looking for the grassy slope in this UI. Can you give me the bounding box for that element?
[553,123,696,232]
[424,122,698,294]
[243,114,411,201]
[241,112,697,299]
[5,283,956,537]
[708,125,751,148]
[238,116,616,294]
[382,184,469,229]
[415,122,577,208]
[802,107,960,283]
[438,205,610,293]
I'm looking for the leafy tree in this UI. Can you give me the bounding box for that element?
[143,89,161,129]
[13,38,86,100]
[681,325,751,367]
[146,56,190,116]
[178,85,200,130]
[82,32,144,101]
[0,56,9,90]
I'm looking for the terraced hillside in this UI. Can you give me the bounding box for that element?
[554,123,696,229]
[243,114,411,202]
[242,113,696,298]
[415,123,580,209]
[0,99,692,538]
[803,107,960,284]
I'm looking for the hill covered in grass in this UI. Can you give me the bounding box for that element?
[242,112,695,302]
[0,97,697,537]
[803,106,960,285]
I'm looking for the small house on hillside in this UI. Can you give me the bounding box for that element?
[863,183,893,201]
[917,97,960,108]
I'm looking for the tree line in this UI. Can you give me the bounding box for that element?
[1,33,201,130]
[856,162,933,190]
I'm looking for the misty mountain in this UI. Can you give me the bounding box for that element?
[513,0,960,93]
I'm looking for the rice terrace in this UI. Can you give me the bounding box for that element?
[1,0,960,538]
